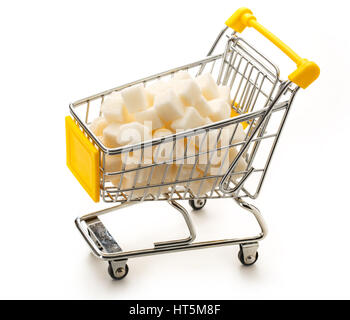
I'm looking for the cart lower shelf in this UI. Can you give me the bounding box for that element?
[75,197,267,280]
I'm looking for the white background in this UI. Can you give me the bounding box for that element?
[0,0,349,299]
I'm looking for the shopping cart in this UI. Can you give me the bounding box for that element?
[66,7,319,279]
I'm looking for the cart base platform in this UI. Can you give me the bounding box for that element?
[75,197,267,280]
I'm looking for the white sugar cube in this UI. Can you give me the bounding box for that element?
[189,128,232,168]
[134,107,164,131]
[104,91,123,103]
[104,154,122,172]
[212,124,246,148]
[188,173,215,196]
[174,165,203,182]
[174,139,186,164]
[218,85,231,105]
[229,147,248,181]
[117,122,151,146]
[117,124,153,163]
[226,124,248,161]
[173,70,192,80]
[231,123,246,144]
[152,134,185,164]
[103,154,122,184]
[204,130,226,167]
[196,73,219,100]
[101,93,128,123]
[145,81,170,106]
[89,117,108,136]
[189,131,208,152]
[120,163,174,198]
[217,124,246,151]
[102,103,126,123]
[171,79,202,106]
[173,165,215,196]
[171,106,206,132]
[196,126,247,172]
[193,96,212,117]
[154,89,184,123]
[152,129,175,164]
[208,98,231,122]
[153,128,173,139]
[146,81,170,96]
[204,117,213,125]
[121,84,148,113]
[146,164,178,195]
[118,169,149,199]
[102,123,121,148]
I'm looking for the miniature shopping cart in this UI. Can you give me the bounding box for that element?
[66,8,319,280]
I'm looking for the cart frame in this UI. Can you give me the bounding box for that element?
[67,8,318,279]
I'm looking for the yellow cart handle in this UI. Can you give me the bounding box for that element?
[225,7,320,89]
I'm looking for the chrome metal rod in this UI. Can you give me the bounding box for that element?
[75,197,267,261]
[219,80,293,194]
[154,200,196,248]
[207,26,229,56]
[80,202,138,222]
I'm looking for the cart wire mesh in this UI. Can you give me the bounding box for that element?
[69,32,297,203]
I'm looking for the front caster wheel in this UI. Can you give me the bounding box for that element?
[189,199,207,210]
[238,245,259,266]
[108,262,129,280]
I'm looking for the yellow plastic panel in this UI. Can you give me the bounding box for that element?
[65,116,100,202]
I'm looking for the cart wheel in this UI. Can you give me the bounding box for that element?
[108,262,129,280]
[238,245,259,266]
[189,199,207,210]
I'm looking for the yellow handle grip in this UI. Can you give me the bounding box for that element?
[225,8,320,89]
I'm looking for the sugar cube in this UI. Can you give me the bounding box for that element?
[89,117,108,136]
[171,107,206,132]
[172,165,216,196]
[196,73,219,100]
[145,81,170,106]
[204,117,213,125]
[174,164,203,182]
[153,128,173,139]
[121,84,148,113]
[103,154,122,184]
[189,176,216,196]
[118,168,149,199]
[231,123,246,144]
[229,147,248,181]
[146,164,177,195]
[193,96,212,117]
[173,70,192,80]
[171,79,202,106]
[218,85,231,105]
[134,107,164,131]
[101,92,128,123]
[102,123,121,148]
[154,89,184,123]
[208,98,231,122]
[117,122,151,146]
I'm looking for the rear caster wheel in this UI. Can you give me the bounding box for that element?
[108,262,129,280]
[238,244,259,266]
[189,199,207,210]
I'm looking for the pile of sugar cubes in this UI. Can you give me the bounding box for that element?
[89,71,248,197]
